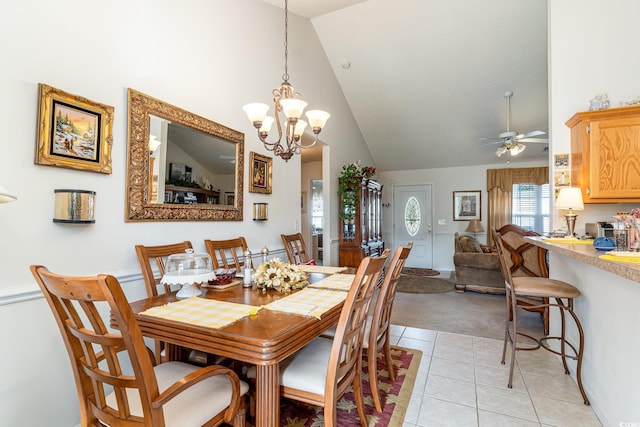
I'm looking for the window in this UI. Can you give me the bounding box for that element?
[404,196,420,236]
[311,180,323,233]
[512,183,550,235]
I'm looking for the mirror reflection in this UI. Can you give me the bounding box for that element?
[126,89,244,221]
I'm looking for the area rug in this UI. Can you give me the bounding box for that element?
[279,346,421,426]
[396,275,455,294]
[401,267,440,276]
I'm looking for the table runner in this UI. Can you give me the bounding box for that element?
[541,238,593,245]
[139,296,259,329]
[599,253,640,264]
[307,273,355,291]
[263,287,348,319]
[296,264,349,274]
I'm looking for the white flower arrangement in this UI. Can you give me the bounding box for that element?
[252,257,309,292]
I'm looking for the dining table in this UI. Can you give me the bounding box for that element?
[119,266,354,427]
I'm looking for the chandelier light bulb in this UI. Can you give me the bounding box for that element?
[305,110,330,133]
[242,103,269,126]
[279,98,307,120]
[293,119,307,140]
[259,116,275,136]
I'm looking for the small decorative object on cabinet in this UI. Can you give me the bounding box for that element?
[338,162,384,267]
[566,105,640,203]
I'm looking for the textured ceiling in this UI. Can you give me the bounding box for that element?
[267,0,549,170]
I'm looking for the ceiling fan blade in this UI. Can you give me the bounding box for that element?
[519,138,549,143]
[522,130,546,138]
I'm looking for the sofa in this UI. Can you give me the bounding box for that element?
[453,232,504,293]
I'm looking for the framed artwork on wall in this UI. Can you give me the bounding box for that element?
[249,151,272,194]
[453,190,481,221]
[35,83,114,174]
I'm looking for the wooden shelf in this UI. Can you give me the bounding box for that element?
[165,185,220,204]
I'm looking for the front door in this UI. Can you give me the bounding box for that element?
[393,184,433,268]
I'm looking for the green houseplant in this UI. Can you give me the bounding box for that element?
[338,161,375,222]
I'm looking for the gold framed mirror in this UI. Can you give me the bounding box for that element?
[126,89,244,221]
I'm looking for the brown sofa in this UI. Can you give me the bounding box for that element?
[453,232,504,293]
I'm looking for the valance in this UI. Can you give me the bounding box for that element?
[487,167,549,192]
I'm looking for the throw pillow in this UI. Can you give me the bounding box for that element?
[459,236,482,253]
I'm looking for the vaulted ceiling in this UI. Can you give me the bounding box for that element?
[262,0,549,171]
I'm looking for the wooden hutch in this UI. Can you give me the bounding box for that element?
[338,177,384,267]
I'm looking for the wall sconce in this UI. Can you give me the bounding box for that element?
[0,184,17,203]
[54,189,96,224]
[253,203,268,221]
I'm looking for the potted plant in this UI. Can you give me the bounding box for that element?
[338,161,375,222]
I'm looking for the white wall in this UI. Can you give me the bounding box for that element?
[549,0,640,233]
[379,160,546,271]
[0,1,372,426]
[549,1,640,425]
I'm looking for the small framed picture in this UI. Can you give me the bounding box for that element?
[35,83,114,174]
[249,151,272,194]
[225,192,235,205]
[453,190,481,221]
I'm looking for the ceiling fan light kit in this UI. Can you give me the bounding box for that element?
[481,90,548,157]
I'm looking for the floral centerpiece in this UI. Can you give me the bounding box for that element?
[252,258,309,292]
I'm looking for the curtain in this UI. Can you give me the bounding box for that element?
[487,167,548,245]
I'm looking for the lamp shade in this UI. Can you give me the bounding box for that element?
[0,184,17,203]
[555,187,584,210]
[465,219,485,233]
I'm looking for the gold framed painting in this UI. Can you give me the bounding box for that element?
[35,83,114,174]
[249,151,272,194]
[453,190,481,221]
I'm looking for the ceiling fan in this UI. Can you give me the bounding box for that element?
[480,91,548,157]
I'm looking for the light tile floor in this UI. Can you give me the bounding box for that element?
[388,324,602,427]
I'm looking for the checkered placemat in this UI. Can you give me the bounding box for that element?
[541,238,593,245]
[599,253,640,264]
[139,296,259,329]
[264,287,348,319]
[296,265,349,274]
[308,273,355,291]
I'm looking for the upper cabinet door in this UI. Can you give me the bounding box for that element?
[567,105,640,203]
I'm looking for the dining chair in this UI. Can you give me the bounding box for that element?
[135,241,222,365]
[281,232,312,264]
[491,229,589,405]
[321,244,413,412]
[204,237,252,271]
[365,242,412,411]
[247,250,389,426]
[30,265,248,427]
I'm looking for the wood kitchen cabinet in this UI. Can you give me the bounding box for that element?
[566,105,640,203]
[338,178,384,267]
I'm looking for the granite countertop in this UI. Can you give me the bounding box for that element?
[526,236,640,283]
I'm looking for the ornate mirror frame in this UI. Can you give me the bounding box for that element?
[126,89,244,221]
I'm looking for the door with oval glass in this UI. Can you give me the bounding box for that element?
[393,184,433,268]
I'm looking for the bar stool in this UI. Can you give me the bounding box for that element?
[492,228,590,405]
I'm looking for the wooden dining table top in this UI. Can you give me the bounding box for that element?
[125,272,344,365]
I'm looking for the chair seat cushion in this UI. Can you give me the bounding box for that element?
[512,276,581,299]
[105,361,248,427]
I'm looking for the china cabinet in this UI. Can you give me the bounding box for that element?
[566,105,640,203]
[338,178,384,267]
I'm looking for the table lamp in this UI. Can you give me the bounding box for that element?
[555,187,584,237]
[161,249,215,298]
[465,220,485,237]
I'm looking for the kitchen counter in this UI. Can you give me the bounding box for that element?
[526,236,640,283]
[526,236,640,426]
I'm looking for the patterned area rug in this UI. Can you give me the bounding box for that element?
[401,267,440,276]
[279,347,421,426]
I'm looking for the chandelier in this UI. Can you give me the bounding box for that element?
[242,0,330,161]
[495,140,526,157]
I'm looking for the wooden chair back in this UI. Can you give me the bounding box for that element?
[30,265,244,427]
[281,233,311,264]
[495,223,548,278]
[135,241,193,297]
[204,237,251,270]
[367,243,413,411]
[324,250,388,422]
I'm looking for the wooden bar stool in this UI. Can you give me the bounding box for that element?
[492,228,590,405]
